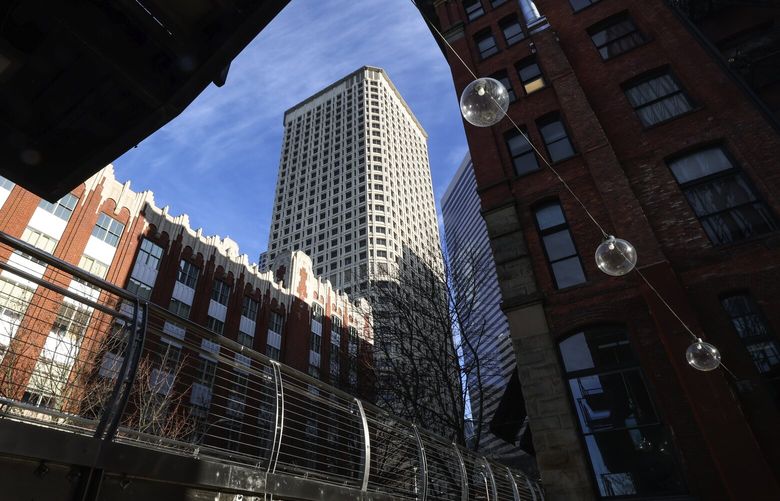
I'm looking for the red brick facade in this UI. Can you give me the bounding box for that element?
[0,167,374,404]
[425,0,780,499]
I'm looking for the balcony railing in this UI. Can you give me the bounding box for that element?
[0,230,543,500]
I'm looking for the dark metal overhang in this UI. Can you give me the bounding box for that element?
[0,0,289,201]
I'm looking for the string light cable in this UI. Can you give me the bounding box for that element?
[412,0,731,375]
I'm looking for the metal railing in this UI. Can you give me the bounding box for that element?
[0,231,543,500]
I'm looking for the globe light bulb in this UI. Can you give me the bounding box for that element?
[460,77,509,127]
[595,235,637,276]
[686,338,721,371]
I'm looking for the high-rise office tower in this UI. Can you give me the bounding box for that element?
[266,66,444,297]
[442,153,527,466]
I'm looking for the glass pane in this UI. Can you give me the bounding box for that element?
[543,229,577,261]
[539,119,567,143]
[518,62,541,83]
[699,202,777,244]
[548,138,576,162]
[684,174,758,216]
[625,74,679,107]
[534,203,565,230]
[583,427,685,497]
[503,23,523,41]
[746,341,780,373]
[507,133,532,156]
[551,256,586,288]
[568,370,657,433]
[560,328,635,373]
[513,152,539,175]
[591,19,635,46]
[523,77,546,94]
[636,94,692,126]
[668,147,732,183]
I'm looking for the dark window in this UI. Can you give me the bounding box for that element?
[500,16,525,46]
[624,71,693,126]
[491,0,507,5]
[207,316,224,335]
[534,201,586,288]
[559,326,686,498]
[667,147,777,244]
[517,57,546,94]
[92,213,125,247]
[463,0,485,21]
[537,114,576,162]
[475,30,499,59]
[505,129,539,176]
[721,293,780,390]
[570,0,599,11]
[211,280,230,305]
[177,260,199,288]
[589,14,646,60]
[168,298,191,319]
[242,296,258,319]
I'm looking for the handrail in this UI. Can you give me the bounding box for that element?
[0,229,542,501]
[0,231,138,301]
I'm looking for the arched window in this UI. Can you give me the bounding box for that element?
[559,326,686,498]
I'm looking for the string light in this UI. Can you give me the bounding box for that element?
[595,236,637,277]
[460,78,510,127]
[411,0,729,374]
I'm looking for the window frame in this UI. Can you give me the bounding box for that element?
[92,213,125,247]
[463,0,485,21]
[622,69,695,127]
[474,29,499,60]
[38,193,78,222]
[177,259,199,289]
[516,56,547,95]
[537,113,577,163]
[211,279,231,306]
[557,325,687,498]
[505,128,540,176]
[533,200,587,289]
[499,15,525,46]
[720,292,780,384]
[667,146,777,245]
[588,13,647,61]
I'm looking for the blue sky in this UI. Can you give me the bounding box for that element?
[114,0,468,261]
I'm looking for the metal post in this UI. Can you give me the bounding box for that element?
[527,477,538,501]
[411,425,427,501]
[353,398,371,492]
[452,443,468,501]
[506,466,522,501]
[267,361,285,475]
[483,458,498,501]
[100,300,148,441]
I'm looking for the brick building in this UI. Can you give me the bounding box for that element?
[0,167,374,416]
[423,0,780,499]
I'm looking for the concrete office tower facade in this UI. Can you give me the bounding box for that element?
[421,0,780,499]
[442,153,527,466]
[266,66,445,297]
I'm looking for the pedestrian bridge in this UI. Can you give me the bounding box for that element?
[0,231,543,500]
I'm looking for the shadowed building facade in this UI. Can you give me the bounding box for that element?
[419,0,780,499]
